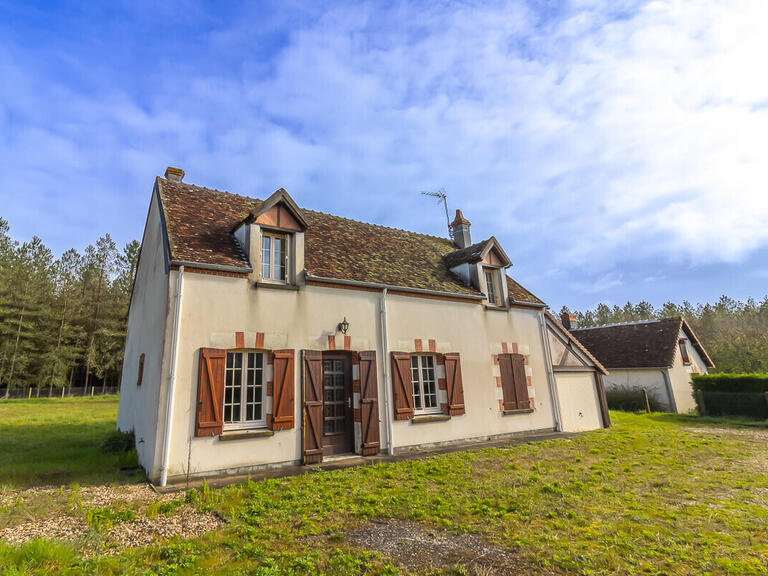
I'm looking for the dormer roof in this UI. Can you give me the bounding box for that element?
[241,187,308,230]
[442,237,511,269]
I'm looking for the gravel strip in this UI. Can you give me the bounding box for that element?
[0,516,88,544]
[103,506,223,551]
[346,519,536,575]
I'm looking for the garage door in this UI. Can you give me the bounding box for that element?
[555,372,603,432]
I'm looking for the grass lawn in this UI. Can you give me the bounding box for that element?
[0,396,141,489]
[1,398,767,575]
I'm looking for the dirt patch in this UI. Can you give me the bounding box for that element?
[347,519,540,575]
[0,516,88,544]
[686,426,768,441]
[0,483,175,509]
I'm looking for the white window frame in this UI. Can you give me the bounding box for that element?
[260,231,290,283]
[223,351,267,430]
[410,354,441,415]
[484,267,501,306]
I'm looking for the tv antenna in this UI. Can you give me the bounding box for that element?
[421,188,453,239]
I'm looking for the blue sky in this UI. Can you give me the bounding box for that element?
[2,0,767,311]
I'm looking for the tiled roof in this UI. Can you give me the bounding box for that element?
[506,276,544,305]
[157,177,544,299]
[571,317,714,369]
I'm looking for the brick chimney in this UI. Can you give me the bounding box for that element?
[560,312,578,331]
[450,209,472,249]
[164,166,185,182]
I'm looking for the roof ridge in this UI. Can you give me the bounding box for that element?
[573,317,682,331]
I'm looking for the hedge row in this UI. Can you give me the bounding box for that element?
[692,373,768,393]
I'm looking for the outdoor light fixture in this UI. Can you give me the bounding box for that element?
[337,317,350,335]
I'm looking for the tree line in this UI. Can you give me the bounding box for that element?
[561,296,768,373]
[0,218,139,391]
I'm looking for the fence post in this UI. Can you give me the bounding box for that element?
[641,388,651,413]
[90,386,94,397]
[696,389,708,416]
[28,387,32,399]
[61,386,65,399]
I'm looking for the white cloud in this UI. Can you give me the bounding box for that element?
[1,0,767,289]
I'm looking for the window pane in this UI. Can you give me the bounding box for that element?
[422,356,437,408]
[411,356,422,410]
[245,352,263,422]
[224,352,239,424]
[273,237,285,281]
[261,235,271,279]
[485,269,497,305]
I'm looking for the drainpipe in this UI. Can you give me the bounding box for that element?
[660,369,677,413]
[538,309,562,432]
[160,265,184,487]
[380,288,394,455]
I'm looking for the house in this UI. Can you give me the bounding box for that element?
[117,167,610,486]
[566,315,714,413]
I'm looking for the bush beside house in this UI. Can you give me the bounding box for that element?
[692,373,768,419]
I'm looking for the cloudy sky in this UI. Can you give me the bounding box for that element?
[1,0,767,310]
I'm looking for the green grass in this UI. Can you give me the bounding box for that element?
[0,396,141,489]
[1,399,768,575]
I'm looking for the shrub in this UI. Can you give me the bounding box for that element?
[100,429,135,454]
[692,373,768,393]
[605,387,664,412]
[692,374,768,419]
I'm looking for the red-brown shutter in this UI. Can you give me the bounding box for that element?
[359,351,381,456]
[391,352,414,420]
[499,353,530,410]
[271,350,295,430]
[443,353,466,415]
[195,348,226,437]
[302,350,324,464]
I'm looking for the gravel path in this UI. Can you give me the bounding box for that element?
[0,483,222,549]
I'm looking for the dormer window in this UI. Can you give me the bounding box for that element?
[261,231,288,282]
[484,267,501,306]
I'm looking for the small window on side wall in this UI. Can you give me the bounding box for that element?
[679,339,691,365]
[137,353,145,387]
[261,232,288,282]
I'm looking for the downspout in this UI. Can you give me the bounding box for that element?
[160,265,184,487]
[539,310,562,432]
[380,288,394,455]
[660,369,677,413]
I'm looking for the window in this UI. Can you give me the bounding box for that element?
[224,351,266,428]
[261,232,288,282]
[484,268,501,306]
[137,353,145,387]
[410,355,440,413]
[679,339,691,365]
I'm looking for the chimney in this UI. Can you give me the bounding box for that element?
[450,209,472,249]
[164,166,185,182]
[560,312,578,331]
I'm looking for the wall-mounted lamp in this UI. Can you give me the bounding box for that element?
[337,317,350,335]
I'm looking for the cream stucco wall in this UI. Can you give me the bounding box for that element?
[554,372,603,432]
[603,369,673,411]
[117,190,172,475]
[666,329,709,414]
[155,270,560,482]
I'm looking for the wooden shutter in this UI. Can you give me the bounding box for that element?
[271,350,295,430]
[499,353,529,410]
[195,348,226,437]
[137,353,145,387]
[359,351,381,456]
[391,352,414,420]
[679,340,690,364]
[442,353,466,415]
[302,350,324,464]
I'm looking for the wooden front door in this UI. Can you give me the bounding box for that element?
[322,353,354,455]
